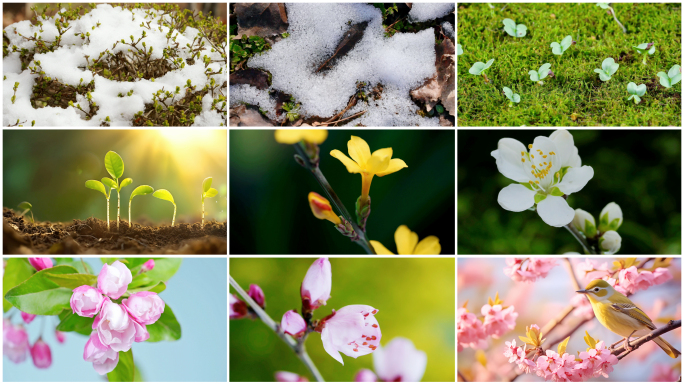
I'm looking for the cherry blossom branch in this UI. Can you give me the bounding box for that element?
[610,320,681,360]
[563,258,581,291]
[563,222,598,254]
[230,276,325,382]
[458,370,468,382]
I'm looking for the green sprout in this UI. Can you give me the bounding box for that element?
[469,59,495,83]
[153,189,176,226]
[129,185,154,224]
[85,180,112,231]
[633,43,655,65]
[18,201,34,223]
[201,177,219,229]
[101,151,132,232]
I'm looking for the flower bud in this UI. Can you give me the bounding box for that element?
[599,230,621,254]
[230,294,248,319]
[21,311,36,324]
[97,261,133,300]
[248,284,265,309]
[275,371,309,382]
[598,202,623,232]
[572,209,597,238]
[301,258,332,311]
[55,330,66,344]
[28,257,53,271]
[71,285,105,317]
[30,337,52,369]
[3,320,29,363]
[281,310,307,337]
[547,70,555,78]
[308,192,341,225]
[122,291,165,325]
[141,259,155,272]
[354,369,378,382]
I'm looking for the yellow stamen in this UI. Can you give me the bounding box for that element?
[543,155,547,158]
[555,172,559,178]
[531,165,536,169]
[531,154,534,158]
[521,158,525,162]
[528,144,533,149]
[535,181,539,184]
[521,151,525,156]
[549,151,556,155]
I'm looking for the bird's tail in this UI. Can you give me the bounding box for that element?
[653,336,681,358]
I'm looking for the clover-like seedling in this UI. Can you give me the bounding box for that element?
[594,58,619,82]
[102,151,132,232]
[85,180,112,231]
[529,63,552,85]
[201,177,219,229]
[502,87,520,107]
[153,189,176,227]
[502,18,527,38]
[129,185,154,225]
[633,43,655,65]
[657,65,681,89]
[457,44,463,55]
[626,82,647,104]
[551,35,574,56]
[469,59,494,83]
[18,201,34,223]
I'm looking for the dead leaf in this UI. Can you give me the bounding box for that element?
[316,21,369,73]
[229,105,274,126]
[230,69,270,90]
[410,39,454,114]
[235,3,289,37]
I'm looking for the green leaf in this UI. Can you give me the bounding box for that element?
[44,272,97,289]
[502,87,512,99]
[55,260,94,274]
[529,70,540,82]
[130,185,154,201]
[120,178,133,189]
[18,201,32,210]
[125,282,166,296]
[3,258,34,312]
[146,304,181,342]
[204,188,218,199]
[56,311,93,336]
[4,265,78,315]
[153,189,175,205]
[551,42,562,56]
[86,180,109,198]
[584,219,598,238]
[102,177,118,190]
[105,151,125,179]
[608,217,622,231]
[202,177,213,193]
[108,349,135,382]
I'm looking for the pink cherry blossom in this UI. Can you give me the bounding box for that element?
[515,348,536,374]
[122,291,165,325]
[319,305,381,365]
[93,298,136,352]
[70,285,105,317]
[248,284,266,309]
[21,311,36,324]
[97,261,133,300]
[354,369,378,382]
[55,330,66,344]
[481,304,518,338]
[570,293,595,320]
[275,371,309,382]
[649,363,679,382]
[604,277,629,296]
[83,332,119,375]
[653,267,673,285]
[503,258,557,283]
[281,310,307,337]
[141,259,155,272]
[3,320,29,363]
[618,266,654,294]
[301,258,332,310]
[30,337,52,369]
[372,337,427,382]
[458,308,487,350]
[230,294,248,319]
[576,258,610,281]
[28,257,53,271]
[503,339,522,363]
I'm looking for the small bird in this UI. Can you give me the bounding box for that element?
[577,279,680,358]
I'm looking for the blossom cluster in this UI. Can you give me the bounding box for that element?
[503,258,558,283]
[458,295,519,352]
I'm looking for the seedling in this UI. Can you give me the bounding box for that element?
[594,58,619,82]
[201,177,219,229]
[153,189,176,226]
[550,35,574,56]
[633,43,655,65]
[18,201,34,223]
[597,3,626,34]
[529,63,552,85]
[502,87,520,107]
[129,185,154,224]
[457,44,463,55]
[102,151,132,232]
[85,180,111,230]
[626,82,647,104]
[657,65,681,88]
[282,99,301,122]
[469,59,494,83]
[502,18,527,38]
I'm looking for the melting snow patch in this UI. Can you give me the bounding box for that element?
[442,22,454,40]
[409,3,455,23]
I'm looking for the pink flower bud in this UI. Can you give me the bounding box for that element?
[93,298,136,352]
[3,320,30,363]
[71,285,105,317]
[372,337,427,382]
[141,259,155,272]
[30,337,52,369]
[55,330,66,344]
[301,258,332,311]
[275,371,309,382]
[248,284,266,308]
[281,310,307,337]
[122,291,165,325]
[21,311,36,324]
[230,294,248,319]
[28,257,53,271]
[83,332,119,375]
[319,305,381,365]
[354,369,378,382]
[97,261,132,300]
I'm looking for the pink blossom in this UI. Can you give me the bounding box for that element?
[354,369,378,382]
[141,259,155,272]
[55,330,66,344]
[70,285,105,317]
[527,258,558,278]
[653,267,673,285]
[83,332,119,375]
[604,277,629,296]
[301,258,332,310]
[97,261,133,299]
[248,284,266,308]
[503,339,522,363]
[122,291,165,325]
[30,337,52,369]
[618,266,654,294]
[570,294,594,320]
[21,311,36,324]
[503,258,557,283]
[457,308,487,350]
[372,337,427,382]
[281,310,307,337]
[3,319,29,363]
[28,257,53,271]
[481,304,518,338]
[230,294,248,319]
[458,260,493,290]
[132,320,149,342]
[649,363,679,382]
[576,259,610,281]
[515,348,536,374]
[275,371,309,382]
[93,298,136,352]
[319,305,381,365]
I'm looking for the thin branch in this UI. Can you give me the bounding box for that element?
[610,320,681,360]
[458,369,468,382]
[230,276,325,382]
[563,258,581,291]
[563,222,597,254]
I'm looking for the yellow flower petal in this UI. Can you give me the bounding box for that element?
[274,130,328,144]
[330,150,362,173]
[394,225,419,255]
[302,130,328,144]
[348,136,371,167]
[376,158,408,177]
[413,236,441,255]
[367,150,391,175]
[372,147,393,160]
[370,240,395,255]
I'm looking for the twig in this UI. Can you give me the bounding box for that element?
[610,320,681,360]
[458,369,468,382]
[563,222,597,254]
[563,258,581,291]
[327,110,366,126]
[324,96,356,123]
[384,17,404,32]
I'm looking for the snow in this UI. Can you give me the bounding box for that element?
[409,3,455,23]
[442,22,454,40]
[233,3,440,126]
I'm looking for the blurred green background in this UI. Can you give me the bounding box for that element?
[230,130,455,254]
[3,130,227,225]
[458,130,681,254]
[229,258,455,381]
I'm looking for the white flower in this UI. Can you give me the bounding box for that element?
[599,230,621,254]
[573,209,597,238]
[491,130,594,227]
[598,202,623,232]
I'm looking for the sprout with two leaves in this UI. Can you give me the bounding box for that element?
[657,65,681,89]
[626,82,647,104]
[551,35,574,56]
[633,43,655,65]
[129,185,154,225]
[201,177,219,229]
[153,189,177,227]
[594,58,619,82]
[85,180,112,231]
[502,87,520,107]
[529,63,553,85]
[18,201,34,223]
[101,151,132,232]
[469,59,494,83]
[502,18,527,38]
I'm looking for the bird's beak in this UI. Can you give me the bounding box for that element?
[576,289,589,294]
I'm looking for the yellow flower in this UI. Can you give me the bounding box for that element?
[308,192,341,225]
[370,225,441,255]
[330,136,407,202]
[275,130,328,144]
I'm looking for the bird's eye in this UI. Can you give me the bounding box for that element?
[594,287,599,291]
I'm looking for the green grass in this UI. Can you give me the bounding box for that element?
[457,3,681,126]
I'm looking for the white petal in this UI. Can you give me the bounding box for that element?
[491,138,529,183]
[567,146,581,168]
[549,129,575,167]
[321,328,345,365]
[497,184,535,212]
[555,166,594,194]
[537,196,575,227]
[530,136,560,189]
